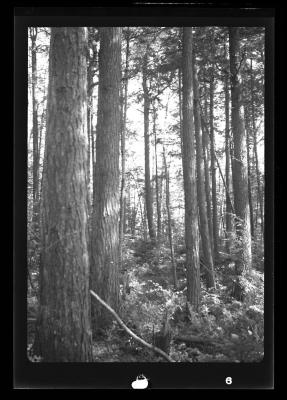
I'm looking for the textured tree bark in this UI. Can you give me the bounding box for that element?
[178,68,184,158]
[119,28,130,264]
[35,27,93,361]
[182,28,200,310]
[224,70,233,254]
[250,58,264,237]
[244,106,255,238]
[30,28,40,224]
[202,81,214,253]
[87,102,91,211]
[142,51,156,242]
[163,148,177,289]
[193,55,215,288]
[153,103,162,242]
[229,28,252,289]
[209,76,220,259]
[91,27,121,331]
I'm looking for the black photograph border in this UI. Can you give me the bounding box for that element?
[14,4,274,389]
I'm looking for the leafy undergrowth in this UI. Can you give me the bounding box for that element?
[27,236,264,363]
[92,237,264,363]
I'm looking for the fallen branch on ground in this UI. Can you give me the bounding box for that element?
[174,335,214,345]
[90,289,174,362]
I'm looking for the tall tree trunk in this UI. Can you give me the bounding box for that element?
[142,51,156,242]
[209,75,219,259]
[119,28,130,266]
[87,100,91,209]
[153,103,162,242]
[143,198,148,241]
[224,70,233,254]
[182,28,200,310]
[244,106,255,238]
[178,67,183,157]
[163,148,177,289]
[35,28,92,361]
[91,27,121,330]
[202,81,214,252]
[229,27,252,298]
[193,55,215,288]
[30,28,39,224]
[250,58,264,237]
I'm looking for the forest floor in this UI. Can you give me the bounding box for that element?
[27,235,264,363]
[89,235,264,362]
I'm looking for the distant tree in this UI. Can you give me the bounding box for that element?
[163,147,177,289]
[91,27,122,330]
[142,49,156,242]
[250,57,264,236]
[29,27,40,225]
[34,27,92,361]
[152,102,162,241]
[209,65,220,259]
[87,27,98,211]
[201,78,214,253]
[224,64,233,253]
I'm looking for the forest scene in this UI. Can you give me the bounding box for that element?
[27,26,264,363]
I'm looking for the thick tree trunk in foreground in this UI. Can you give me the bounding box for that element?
[182,28,200,310]
[229,28,252,294]
[91,27,121,330]
[193,56,215,288]
[143,51,156,242]
[35,28,92,361]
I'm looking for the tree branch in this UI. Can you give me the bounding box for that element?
[90,290,174,362]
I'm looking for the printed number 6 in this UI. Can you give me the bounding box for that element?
[226,377,232,385]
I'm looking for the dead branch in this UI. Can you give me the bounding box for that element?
[174,335,214,345]
[90,290,174,362]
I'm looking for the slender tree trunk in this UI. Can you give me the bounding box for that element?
[250,58,264,237]
[202,81,214,252]
[30,28,40,224]
[119,29,130,266]
[244,106,255,238]
[209,76,219,259]
[153,103,162,242]
[229,27,252,298]
[131,190,137,235]
[193,55,215,288]
[142,51,156,242]
[163,148,177,289]
[91,27,122,330]
[126,184,131,233]
[87,100,91,209]
[178,68,183,156]
[34,28,92,361]
[224,70,233,254]
[143,198,148,241]
[182,28,200,310]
